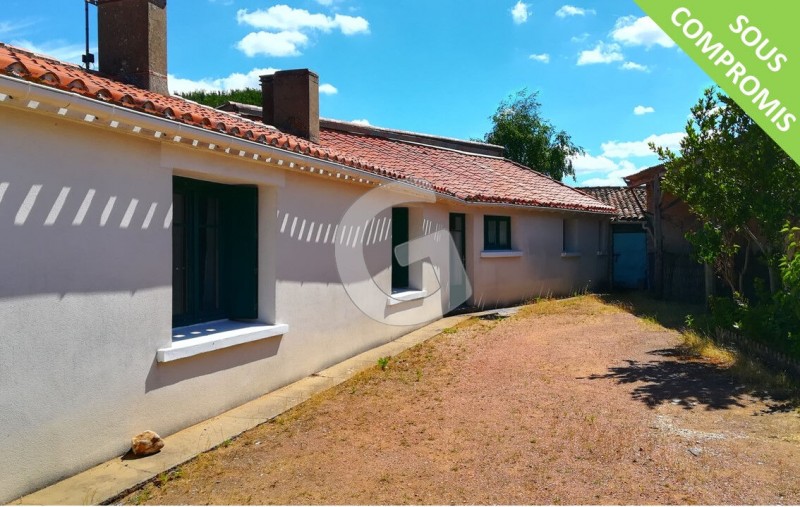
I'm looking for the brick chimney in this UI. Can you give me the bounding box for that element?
[97,0,168,95]
[260,69,320,144]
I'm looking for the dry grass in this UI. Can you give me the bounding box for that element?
[119,295,800,505]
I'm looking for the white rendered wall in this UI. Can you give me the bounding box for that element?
[467,208,610,306]
[0,106,608,502]
[0,108,442,502]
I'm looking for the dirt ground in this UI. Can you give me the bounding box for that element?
[121,296,800,505]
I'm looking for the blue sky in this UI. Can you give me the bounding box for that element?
[1,0,712,186]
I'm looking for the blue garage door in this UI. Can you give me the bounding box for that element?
[613,231,647,289]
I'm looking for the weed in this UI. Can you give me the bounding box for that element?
[442,327,458,334]
[220,438,233,448]
[415,369,423,382]
[377,356,390,371]
[130,486,152,505]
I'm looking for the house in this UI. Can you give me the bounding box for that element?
[579,186,648,290]
[623,165,707,301]
[0,1,614,501]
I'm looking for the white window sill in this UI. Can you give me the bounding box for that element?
[158,320,289,363]
[387,289,428,306]
[480,250,523,258]
[561,252,582,258]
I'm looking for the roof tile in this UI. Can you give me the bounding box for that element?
[0,41,614,214]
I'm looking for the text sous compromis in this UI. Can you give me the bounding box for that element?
[672,7,795,133]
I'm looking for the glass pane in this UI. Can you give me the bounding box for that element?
[487,220,497,245]
[499,221,509,247]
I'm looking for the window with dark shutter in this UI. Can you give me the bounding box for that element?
[172,177,258,327]
[484,215,511,250]
[391,207,410,290]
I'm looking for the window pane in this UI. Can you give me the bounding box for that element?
[487,219,497,245]
[499,220,509,248]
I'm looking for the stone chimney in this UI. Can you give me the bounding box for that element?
[97,0,168,95]
[260,69,320,144]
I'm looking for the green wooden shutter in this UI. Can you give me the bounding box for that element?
[222,185,259,320]
[391,207,409,289]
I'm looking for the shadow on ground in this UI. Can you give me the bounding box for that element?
[584,347,747,411]
[599,291,707,331]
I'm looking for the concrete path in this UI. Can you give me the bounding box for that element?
[11,313,488,505]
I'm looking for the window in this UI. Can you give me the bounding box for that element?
[484,215,511,250]
[391,207,409,290]
[172,176,258,327]
[563,218,579,254]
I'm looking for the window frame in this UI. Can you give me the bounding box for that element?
[483,215,512,251]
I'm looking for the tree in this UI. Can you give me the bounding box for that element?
[483,89,583,181]
[653,87,800,295]
[178,88,262,108]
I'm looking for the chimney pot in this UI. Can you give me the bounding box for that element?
[98,0,168,95]
[260,69,320,144]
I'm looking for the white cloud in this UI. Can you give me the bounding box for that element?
[555,5,595,18]
[611,16,674,48]
[168,67,278,94]
[577,41,623,65]
[236,30,309,57]
[0,20,36,36]
[529,53,550,63]
[570,32,589,43]
[235,5,368,57]
[236,6,368,34]
[633,105,655,116]
[10,39,90,64]
[572,155,640,186]
[621,61,649,72]
[351,119,371,126]
[572,153,619,175]
[601,132,684,158]
[334,13,370,35]
[511,1,530,24]
[581,164,640,186]
[319,83,338,95]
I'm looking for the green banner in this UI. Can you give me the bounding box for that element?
[635,1,799,164]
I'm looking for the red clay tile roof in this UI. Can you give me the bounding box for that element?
[0,41,614,214]
[320,126,614,212]
[579,186,646,222]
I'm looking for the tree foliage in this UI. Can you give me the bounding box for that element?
[178,88,262,108]
[484,89,583,181]
[654,87,800,294]
[654,87,800,355]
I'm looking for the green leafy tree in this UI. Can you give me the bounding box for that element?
[483,89,583,181]
[653,87,800,295]
[178,88,262,108]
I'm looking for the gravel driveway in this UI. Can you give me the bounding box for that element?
[123,296,800,505]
